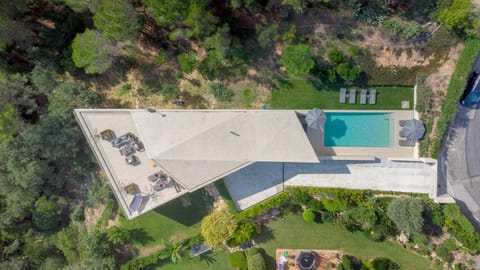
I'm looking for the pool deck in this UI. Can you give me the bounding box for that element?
[303,110,415,159]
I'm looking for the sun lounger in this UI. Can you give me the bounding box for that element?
[399,120,407,127]
[339,88,347,103]
[399,130,406,137]
[369,89,376,104]
[399,140,415,147]
[349,89,356,104]
[360,89,367,104]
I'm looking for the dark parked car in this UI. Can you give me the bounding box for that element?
[112,132,136,148]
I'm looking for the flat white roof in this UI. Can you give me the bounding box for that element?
[75,109,318,218]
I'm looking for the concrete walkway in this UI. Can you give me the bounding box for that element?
[224,159,437,210]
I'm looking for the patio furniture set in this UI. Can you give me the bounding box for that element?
[100,129,145,166]
[339,88,376,105]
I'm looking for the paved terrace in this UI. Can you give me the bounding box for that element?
[225,159,437,210]
[75,110,188,219]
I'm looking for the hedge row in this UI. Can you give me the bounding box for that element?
[235,192,289,222]
[432,38,480,157]
[120,248,167,270]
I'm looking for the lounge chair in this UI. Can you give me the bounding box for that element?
[339,88,347,104]
[399,140,415,147]
[399,120,407,127]
[369,89,377,104]
[399,130,406,137]
[349,88,356,104]
[360,89,367,104]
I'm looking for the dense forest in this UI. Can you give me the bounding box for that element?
[0,0,479,269]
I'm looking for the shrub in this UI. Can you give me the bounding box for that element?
[307,199,323,211]
[443,238,457,252]
[256,24,279,48]
[280,44,314,76]
[340,255,353,270]
[155,50,168,65]
[177,52,197,72]
[387,197,424,234]
[370,257,400,270]
[321,211,335,223]
[209,82,234,102]
[303,209,315,222]
[328,48,344,64]
[335,63,361,84]
[228,251,247,270]
[435,244,454,263]
[233,222,257,244]
[161,84,180,102]
[246,248,266,270]
[289,188,309,206]
[242,88,255,107]
[282,25,296,43]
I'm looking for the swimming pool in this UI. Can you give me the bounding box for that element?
[324,112,392,147]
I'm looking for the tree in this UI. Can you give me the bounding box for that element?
[184,2,216,38]
[93,0,140,42]
[54,225,79,264]
[30,62,58,94]
[71,29,116,74]
[141,0,188,29]
[201,210,237,247]
[65,0,101,13]
[32,196,61,231]
[438,0,479,37]
[209,82,234,102]
[163,240,187,263]
[177,52,197,72]
[335,63,361,84]
[387,197,424,234]
[0,103,16,141]
[280,44,314,76]
[107,226,131,245]
[0,1,32,52]
[256,24,279,48]
[281,0,304,13]
[204,24,232,61]
[234,222,257,244]
[328,48,345,64]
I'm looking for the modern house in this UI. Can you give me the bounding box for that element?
[75,108,437,219]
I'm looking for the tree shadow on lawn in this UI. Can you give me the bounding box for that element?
[129,228,155,246]
[259,247,276,270]
[153,190,209,226]
[256,224,275,244]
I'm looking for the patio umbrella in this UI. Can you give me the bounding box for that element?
[403,119,426,141]
[306,108,326,130]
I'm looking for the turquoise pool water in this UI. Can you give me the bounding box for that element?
[324,112,392,147]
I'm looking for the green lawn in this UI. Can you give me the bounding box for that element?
[120,190,208,249]
[257,214,433,270]
[270,78,413,110]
